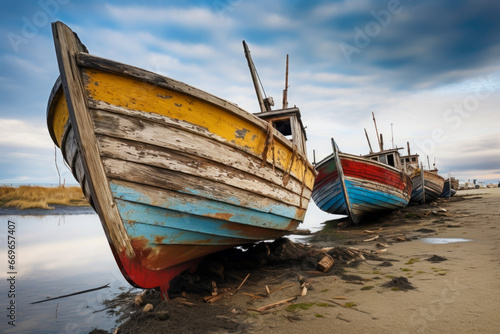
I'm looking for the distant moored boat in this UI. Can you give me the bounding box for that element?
[400,143,445,203]
[312,139,412,224]
[440,177,459,197]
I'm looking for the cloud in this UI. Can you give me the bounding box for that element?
[0,0,499,185]
[0,119,53,149]
[104,4,236,29]
[331,0,500,89]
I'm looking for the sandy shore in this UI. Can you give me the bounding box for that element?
[94,188,500,334]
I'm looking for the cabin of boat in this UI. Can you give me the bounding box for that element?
[364,148,405,170]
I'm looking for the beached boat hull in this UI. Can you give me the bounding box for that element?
[410,170,445,203]
[47,22,316,295]
[312,150,412,224]
[440,178,458,197]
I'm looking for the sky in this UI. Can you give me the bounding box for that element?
[1,0,500,187]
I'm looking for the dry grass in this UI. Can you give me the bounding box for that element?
[0,186,89,210]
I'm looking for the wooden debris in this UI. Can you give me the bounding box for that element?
[254,296,297,312]
[266,285,271,295]
[143,303,154,312]
[328,300,370,314]
[211,281,218,296]
[134,294,143,306]
[332,296,348,300]
[243,292,265,299]
[376,242,389,248]
[203,295,215,302]
[298,275,312,296]
[344,247,366,260]
[235,273,251,292]
[180,301,196,308]
[376,249,388,253]
[363,235,379,242]
[268,283,296,294]
[336,314,351,322]
[30,283,110,305]
[317,254,334,272]
[171,297,187,303]
[206,294,224,304]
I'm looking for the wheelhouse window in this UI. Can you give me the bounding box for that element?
[272,118,292,139]
[387,154,395,167]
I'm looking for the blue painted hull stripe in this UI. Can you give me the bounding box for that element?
[115,198,285,243]
[110,182,296,231]
[313,178,408,216]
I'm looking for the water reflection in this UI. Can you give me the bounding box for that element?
[0,214,132,334]
[420,238,473,244]
[0,206,337,333]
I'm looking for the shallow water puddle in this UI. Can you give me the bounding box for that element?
[0,214,131,333]
[420,237,472,244]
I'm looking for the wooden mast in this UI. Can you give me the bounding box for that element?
[364,128,373,153]
[243,41,269,113]
[282,54,289,109]
[372,112,382,151]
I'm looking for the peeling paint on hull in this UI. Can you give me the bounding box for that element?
[312,152,412,223]
[410,170,445,203]
[47,22,316,295]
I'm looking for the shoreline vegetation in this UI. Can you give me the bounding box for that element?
[0,185,89,210]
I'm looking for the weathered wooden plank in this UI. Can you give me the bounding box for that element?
[115,199,290,243]
[96,135,308,207]
[77,52,298,151]
[89,99,291,179]
[90,106,311,195]
[74,154,85,183]
[103,158,309,215]
[46,77,63,146]
[52,21,134,257]
[81,72,315,188]
[62,128,78,171]
[110,179,302,225]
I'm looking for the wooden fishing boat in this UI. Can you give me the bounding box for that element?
[409,168,445,203]
[440,177,459,197]
[312,139,412,224]
[400,143,445,203]
[46,22,316,296]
